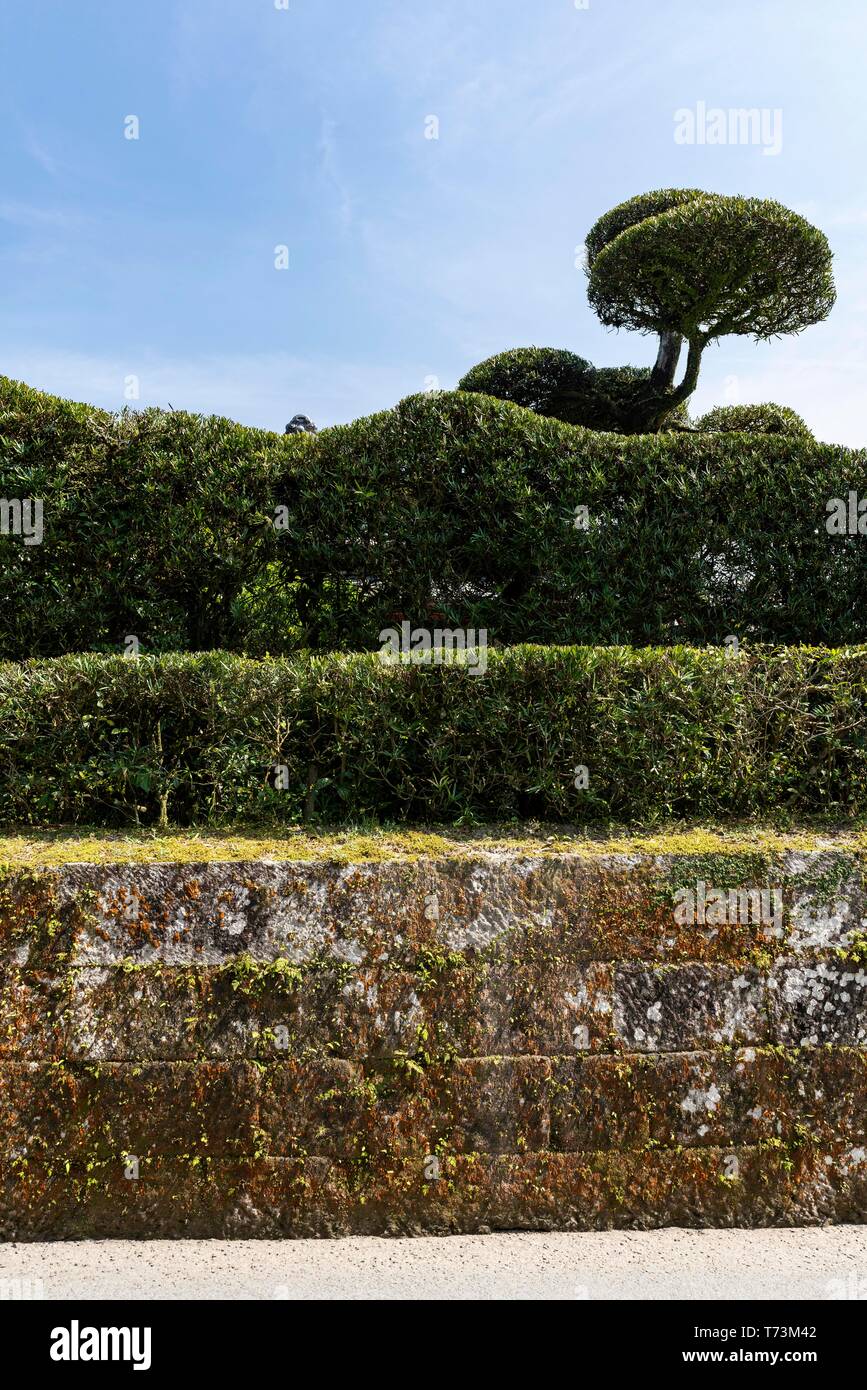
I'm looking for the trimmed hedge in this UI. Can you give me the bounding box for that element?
[1,647,865,827]
[0,376,299,658]
[2,377,865,655]
[457,347,593,414]
[697,403,814,441]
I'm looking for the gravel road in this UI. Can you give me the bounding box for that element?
[1,1227,865,1301]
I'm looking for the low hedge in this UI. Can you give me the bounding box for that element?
[2,378,865,656]
[1,647,865,827]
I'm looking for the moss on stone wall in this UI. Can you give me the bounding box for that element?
[2,821,867,867]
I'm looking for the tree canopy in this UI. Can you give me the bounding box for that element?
[587,192,836,344]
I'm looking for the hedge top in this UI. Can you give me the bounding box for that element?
[696,402,814,440]
[457,347,593,413]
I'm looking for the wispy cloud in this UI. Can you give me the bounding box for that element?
[317,118,355,233]
[0,201,85,231]
[1,0,865,450]
[22,133,60,177]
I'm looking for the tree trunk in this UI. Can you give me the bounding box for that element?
[650,332,683,391]
[645,337,705,432]
[667,337,703,408]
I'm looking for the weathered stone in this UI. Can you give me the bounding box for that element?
[0,1061,261,1162]
[768,960,867,1046]
[783,851,865,951]
[1,1145,864,1240]
[548,1056,651,1150]
[0,969,67,1059]
[257,1060,365,1157]
[647,1047,867,1150]
[1,846,866,1236]
[362,1057,552,1158]
[612,965,766,1051]
[48,855,805,969]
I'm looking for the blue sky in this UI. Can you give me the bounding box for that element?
[1,0,866,442]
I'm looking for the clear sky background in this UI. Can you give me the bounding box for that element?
[1,0,865,442]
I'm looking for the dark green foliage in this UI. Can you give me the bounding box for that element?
[0,375,307,657]
[3,380,865,655]
[697,403,814,441]
[1,646,866,827]
[458,355,692,432]
[546,365,692,432]
[457,348,593,413]
[463,192,834,437]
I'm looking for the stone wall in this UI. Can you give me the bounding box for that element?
[1,844,865,1237]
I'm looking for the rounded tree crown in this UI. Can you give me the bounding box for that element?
[584,188,705,269]
[587,192,836,343]
[697,402,814,440]
[458,347,592,413]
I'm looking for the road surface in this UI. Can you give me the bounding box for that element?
[1,1227,864,1300]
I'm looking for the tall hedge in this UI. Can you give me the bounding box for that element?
[0,647,865,827]
[0,376,300,656]
[1,376,865,655]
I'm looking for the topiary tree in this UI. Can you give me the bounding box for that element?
[458,353,691,432]
[458,348,593,414]
[585,189,835,432]
[459,190,833,436]
[696,402,814,441]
